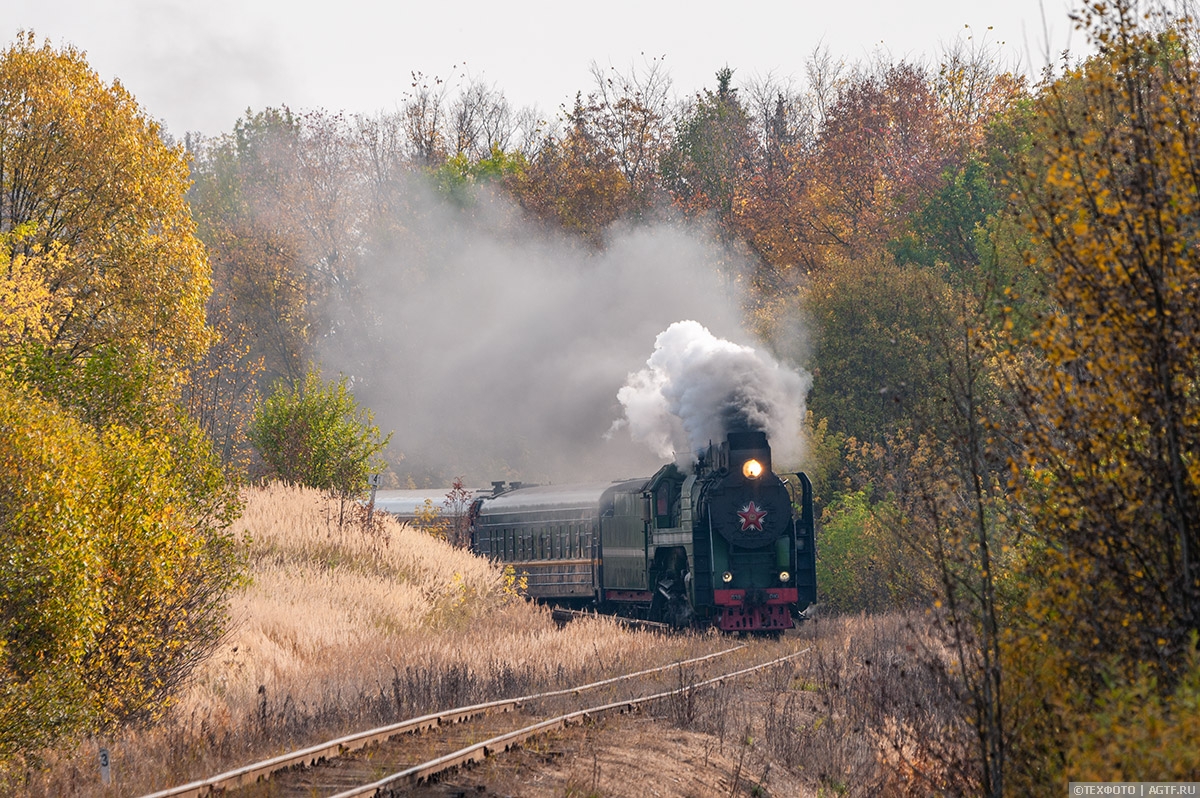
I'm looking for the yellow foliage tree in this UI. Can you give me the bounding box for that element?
[0,378,102,756]
[1012,0,1200,673]
[1001,1,1200,788]
[0,34,242,760]
[0,225,55,349]
[0,33,210,371]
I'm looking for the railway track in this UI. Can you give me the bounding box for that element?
[141,644,810,798]
[549,606,675,632]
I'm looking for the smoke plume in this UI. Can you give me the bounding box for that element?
[324,181,781,486]
[613,320,812,465]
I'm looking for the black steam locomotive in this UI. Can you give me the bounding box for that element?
[469,430,816,632]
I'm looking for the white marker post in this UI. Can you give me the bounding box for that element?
[99,747,112,786]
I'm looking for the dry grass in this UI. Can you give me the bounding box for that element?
[14,484,711,797]
[649,611,977,796]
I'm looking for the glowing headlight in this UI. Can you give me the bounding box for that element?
[779,571,791,583]
[742,458,764,479]
[721,571,734,583]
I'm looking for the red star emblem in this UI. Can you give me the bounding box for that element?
[737,501,768,532]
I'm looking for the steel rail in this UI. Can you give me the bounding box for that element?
[138,644,746,798]
[549,607,675,631]
[328,646,812,798]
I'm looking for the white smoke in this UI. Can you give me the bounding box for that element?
[613,320,812,465]
[322,180,760,486]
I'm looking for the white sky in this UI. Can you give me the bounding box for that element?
[7,0,1082,138]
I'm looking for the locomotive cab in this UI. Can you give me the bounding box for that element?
[644,463,693,627]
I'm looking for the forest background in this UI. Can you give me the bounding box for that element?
[1,0,1199,794]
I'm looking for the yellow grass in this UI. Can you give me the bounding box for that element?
[17,484,714,797]
[191,484,671,706]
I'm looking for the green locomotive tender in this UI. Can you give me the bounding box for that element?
[470,430,816,632]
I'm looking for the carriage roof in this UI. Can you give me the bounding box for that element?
[475,478,651,519]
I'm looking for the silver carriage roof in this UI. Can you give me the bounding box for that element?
[475,478,650,518]
[371,489,489,520]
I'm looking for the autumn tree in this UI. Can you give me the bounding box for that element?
[891,46,1028,272]
[403,71,450,167]
[448,79,531,161]
[583,58,674,214]
[814,64,950,260]
[0,35,210,381]
[725,72,820,298]
[1017,0,1200,669]
[990,4,1200,786]
[0,377,102,755]
[799,56,1024,442]
[511,94,634,244]
[792,49,1033,795]
[181,298,264,469]
[0,34,241,757]
[189,107,376,396]
[0,30,219,443]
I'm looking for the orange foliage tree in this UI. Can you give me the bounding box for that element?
[510,95,634,245]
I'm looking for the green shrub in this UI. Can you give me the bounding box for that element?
[816,490,928,613]
[250,367,391,497]
[818,491,887,612]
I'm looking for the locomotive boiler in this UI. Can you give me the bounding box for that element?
[469,430,816,632]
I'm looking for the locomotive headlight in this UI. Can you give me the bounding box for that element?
[721,571,734,583]
[742,458,764,479]
[779,570,791,583]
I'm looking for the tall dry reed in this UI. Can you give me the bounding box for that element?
[652,611,974,796]
[14,484,701,797]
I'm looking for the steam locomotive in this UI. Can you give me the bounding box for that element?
[469,430,816,632]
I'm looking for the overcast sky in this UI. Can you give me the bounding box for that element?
[8,0,1081,138]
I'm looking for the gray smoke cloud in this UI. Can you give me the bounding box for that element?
[612,320,812,466]
[325,180,779,487]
